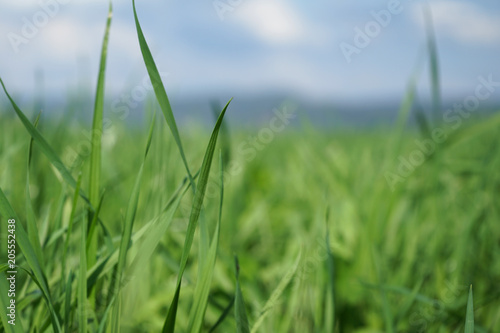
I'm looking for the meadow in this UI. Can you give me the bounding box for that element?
[1,2,499,333]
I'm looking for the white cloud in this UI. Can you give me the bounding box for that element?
[231,0,307,44]
[413,1,500,45]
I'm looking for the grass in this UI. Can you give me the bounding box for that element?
[1,2,500,333]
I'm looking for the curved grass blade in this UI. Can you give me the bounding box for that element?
[187,152,225,332]
[465,285,474,333]
[132,0,195,188]
[87,0,113,287]
[162,99,232,333]
[0,77,89,205]
[0,188,62,332]
[234,256,250,333]
[208,296,235,333]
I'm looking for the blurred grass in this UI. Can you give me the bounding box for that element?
[0,105,499,331]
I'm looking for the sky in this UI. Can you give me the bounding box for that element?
[0,0,499,119]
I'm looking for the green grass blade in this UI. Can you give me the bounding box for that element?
[86,192,105,253]
[208,296,235,332]
[64,271,74,333]
[187,152,225,333]
[234,256,250,333]
[26,112,44,265]
[0,77,88,205]
[251,251,301,333]
[0,188,62,332]
[78,209,88,333]
[62,173,83,282]
[162,99,232,333]
[465,285,474,333]
[325,208,336,332]
[132,0,195,187]
[87,0,113,282]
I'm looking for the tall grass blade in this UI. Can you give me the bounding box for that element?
[187,152,225,332]
[87,0,113,283]
[62,173,82,282]
[465,285,474,333]
[64,271,73,333]
[26,112,44,265]
[132,0,195,187]
[162,99,232,333]
[234,256,250,333]
[325,208,336,332]
[78,210,88,333]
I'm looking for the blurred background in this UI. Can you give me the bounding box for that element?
[1,0,499,127]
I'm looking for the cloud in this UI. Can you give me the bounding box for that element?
[231,0,307,45]
[413,1,500,45]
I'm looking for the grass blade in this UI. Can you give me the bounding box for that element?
[64,271,74,333]
[87,0,113,284]
[132,0,195,187]
[162,99,232,333]
[26,112,44,265]
[78,210,88,333]
[187,152,225,332]
[465,285,474,333]
[62,173,83,283]
[0,77,88,205]
[234,256,250,333]
[325,208,336,332]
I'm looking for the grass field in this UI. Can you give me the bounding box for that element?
[1,3,499,333]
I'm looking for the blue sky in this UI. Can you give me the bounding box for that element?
[1,0,499,110]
